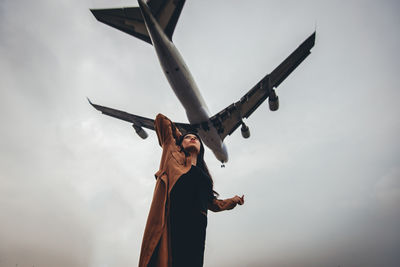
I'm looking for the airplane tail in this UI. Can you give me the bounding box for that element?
[91,0,186,45]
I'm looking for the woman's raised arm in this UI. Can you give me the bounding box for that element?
[154,113,182,147]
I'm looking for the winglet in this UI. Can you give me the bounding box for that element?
[87,97,98,109]
[87,97,101,111]
[314,21,318,34]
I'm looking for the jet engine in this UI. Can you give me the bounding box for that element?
[132,124,148,139]
[241,123,250,139]
[268,89,279,111]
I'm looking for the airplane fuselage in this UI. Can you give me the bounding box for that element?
[139,0,228,162]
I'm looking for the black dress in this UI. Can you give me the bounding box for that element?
[169,165,214,267]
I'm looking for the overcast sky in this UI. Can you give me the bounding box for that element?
[1,0,399,266]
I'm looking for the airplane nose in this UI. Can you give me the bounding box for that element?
[213,142,228,163]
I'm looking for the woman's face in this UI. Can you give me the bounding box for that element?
[181,134,201,154]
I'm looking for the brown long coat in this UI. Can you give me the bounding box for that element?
[138,114,238,267]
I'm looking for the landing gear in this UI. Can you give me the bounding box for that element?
[221,162,225,168]
[240,122,250,138]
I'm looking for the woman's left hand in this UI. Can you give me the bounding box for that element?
[232,195,245,205]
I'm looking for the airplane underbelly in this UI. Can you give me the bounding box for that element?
[153,41,209,121]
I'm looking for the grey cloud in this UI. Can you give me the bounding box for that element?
[1,0,399,267]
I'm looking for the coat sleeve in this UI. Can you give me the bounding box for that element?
[208,197,237,212]
[154,113,182,147]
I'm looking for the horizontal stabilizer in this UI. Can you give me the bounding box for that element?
[147,0,186,41]
[90,0,186,44]
[91,7,152,44]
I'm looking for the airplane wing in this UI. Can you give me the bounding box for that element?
[87,98,196,134]
[90,0,186,45]
[209,32,316,140]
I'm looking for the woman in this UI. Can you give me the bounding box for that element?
[138,114,244,267]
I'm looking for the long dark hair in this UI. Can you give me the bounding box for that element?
[177,132,219,198]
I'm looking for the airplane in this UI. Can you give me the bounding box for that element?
[88,0,316,165]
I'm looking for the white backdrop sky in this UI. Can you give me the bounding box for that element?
[1,0,399,267]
